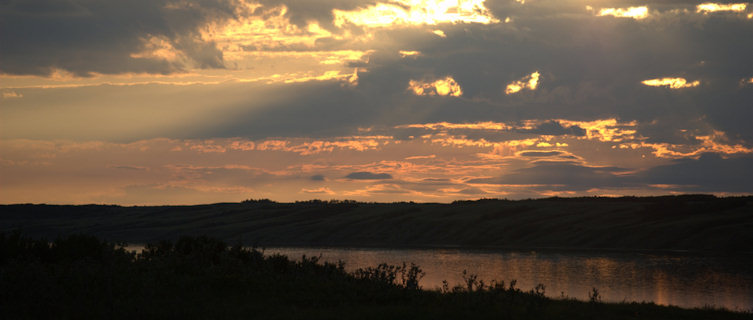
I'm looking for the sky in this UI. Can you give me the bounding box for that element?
[1,0,752,204]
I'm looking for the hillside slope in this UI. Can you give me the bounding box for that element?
[1,195,751,253]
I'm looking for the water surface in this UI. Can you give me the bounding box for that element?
[265,247,753,311]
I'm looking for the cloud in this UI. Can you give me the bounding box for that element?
[399,50,421,58]
[643,153,753,192]
[301,187,335,194]
[594,6,649,20]
[641,78,700,89]
[408,76,463,96]
[1,90,22,99]
[0,0,235,76]
[467,161,631,191]
[696,3,747,14]
[518,151,562,157]
[310,174,325,181]
[345,171,393,180]
[505,71,540,95]
[332,0,499,28]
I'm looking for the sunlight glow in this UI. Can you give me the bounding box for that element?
[333,0,499,28]
[696,3,747,13]
[596,6,649,20]
[505,71,540,95]
[433,30,447,37]
[642,78,700,89]
[408,76,463,96]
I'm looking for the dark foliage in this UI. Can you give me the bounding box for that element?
[1,233,751,319]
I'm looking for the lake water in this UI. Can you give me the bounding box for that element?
[264,247,753,311]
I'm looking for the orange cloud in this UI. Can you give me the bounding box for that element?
[505,71,540,95]
[301,187,335,195]
[618,130,753,159]
[642,77,700,89]
[408,76,463,97]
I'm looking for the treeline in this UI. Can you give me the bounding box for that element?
[1,233,750,319]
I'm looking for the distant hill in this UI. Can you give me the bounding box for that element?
[1,195,751,253]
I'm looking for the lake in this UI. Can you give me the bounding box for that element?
[263,247,753,311]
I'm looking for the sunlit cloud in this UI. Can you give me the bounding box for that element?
[130,35,184,63]
[505,71,540,95]
[398,121,512,131]
[405,154,436,160]
[399,50,422,58]
[696,3,747,14]
[641,77,700,89]
[557,119,637,142]
[301,187,335,195]
[332,0,499,28]
[595,6,649,20]
[2,91,22,99]
[282,69,360,86]
[432,29,447,37]
[408,76,463,96]
[201,4,329,52]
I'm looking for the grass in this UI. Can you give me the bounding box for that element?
[1,233,751,319]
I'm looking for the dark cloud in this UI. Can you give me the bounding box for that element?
[467,161,631,191]
[519,121,586,136]
[642,154,753,193]
[310,174,325,181]
[345,171,392,180]
[3,0,752,148]
[0,0,235,76]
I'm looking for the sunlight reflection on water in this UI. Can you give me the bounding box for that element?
[264,247,753,311]
[123,244,752,311]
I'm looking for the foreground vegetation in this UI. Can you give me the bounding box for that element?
[1,233,750,319]
[2,195,751,253]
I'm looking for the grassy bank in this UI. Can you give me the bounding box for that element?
[1,233,750,319]
[2,195,752,253]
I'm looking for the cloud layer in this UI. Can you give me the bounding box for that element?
[1,0,752,203]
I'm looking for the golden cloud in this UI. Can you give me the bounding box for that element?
[641,77,700,89]
[557,119,638,142]
[696,3,747,13]
[595,6,649,20]
[333,0,499,28]
[408,76,463,97]
[505,71,540,95]
[432,29,447,37]
[399,50,421,58]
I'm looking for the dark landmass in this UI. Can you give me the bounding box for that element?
[2,233,750,319]
[1,195,752,253]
